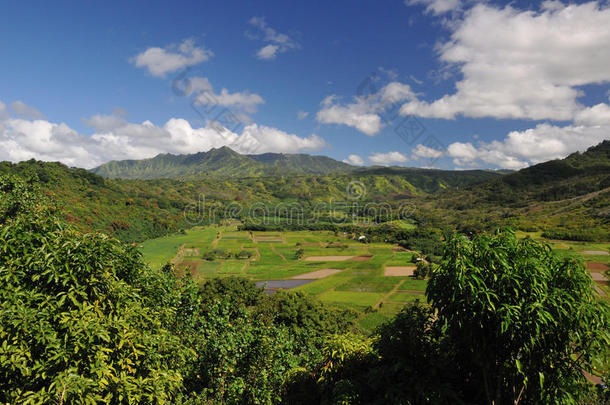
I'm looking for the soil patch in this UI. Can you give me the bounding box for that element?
[176,260,200,277]
[581,250,609,255]
[304,255,356,262]
[385,266,416,277]
[183,248,200,257]
[591,272,608,282]
[292,269,342,279]
[588,262,609,271]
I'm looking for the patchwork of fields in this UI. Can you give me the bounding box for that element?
[140,227,610,332]
[140,226,427,331]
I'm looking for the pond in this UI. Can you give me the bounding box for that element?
[256,279,314,293]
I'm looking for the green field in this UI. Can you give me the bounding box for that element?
[141,227,610,332]
[141,226,426,331]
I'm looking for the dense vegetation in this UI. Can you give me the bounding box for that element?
[1,176,608,403]
[0,156,500,244]
[427,141,610,240]
[92,146,355,179]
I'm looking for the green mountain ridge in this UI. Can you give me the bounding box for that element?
[2,140,608,242]
[92,146,355,179]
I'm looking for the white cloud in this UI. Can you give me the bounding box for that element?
[131,39,213,77]
[316,97,382,136]
[297,110,309,120]
[256,44,280,60]
[10,101,45,120]
[82,113,128,132]
[447,123,610,169]
[316,82,415,135]
[233,123,327,154]
[178,76,265,115]
[343,154,365,166]
[412,144,444,159]
[574,103,610,126]
[0,107,328,168]
[193,88,265,114]
[369,151,409,166]
[0,101,10,121]
[400,2,610,121]
[247,17,299,60]
[405,0,462,15]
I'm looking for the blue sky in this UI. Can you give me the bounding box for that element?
[1,0,609,169]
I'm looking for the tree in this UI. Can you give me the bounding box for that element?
[413,260,431,279]
[426,229,609,404]
[0,176,187,404]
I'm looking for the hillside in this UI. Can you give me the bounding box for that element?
[426,140,610,238]
[92,146,354,179]
[5,141,608,244]
[0,158,503,242]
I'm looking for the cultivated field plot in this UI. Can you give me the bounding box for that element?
[142,228,610,332]
[516,232,610,298]
[304,255,356,262]
[141,226,425,331]
[292,268,342,279]
[385,266,416,277]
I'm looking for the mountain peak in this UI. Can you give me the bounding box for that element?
[91,148,352,179]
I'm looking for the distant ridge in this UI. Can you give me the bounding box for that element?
[91,147,354,179]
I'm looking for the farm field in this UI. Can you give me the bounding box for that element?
[516,231,610,297]
[140,227,610,331]
[140,226,426,331]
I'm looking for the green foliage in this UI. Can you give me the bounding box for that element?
[371,304,461,404]
[0,177,186,404]
[427,229,610,404]
[199,277,265,311]
[413,260,432,279]
[92,146,354,179]
[179,301,297,404]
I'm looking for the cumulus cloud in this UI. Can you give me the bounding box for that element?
[316,82,416,136]
[0,104,327,168]
[177,75,265,116]
[10,101,45,120]
[257,44,280,60]
[412,144,444,159]
[343,154,365,166]
[247,17,300,60]
[297,110,309,120]
[0,101,10,121]
[447,123,610,169]
[405,0,462,15]
[131,39,213,77]
[369,151,409,166]
[82,113,128,132]
[400,2,610,121]
[316,96,382,136]
[574,103,610,126]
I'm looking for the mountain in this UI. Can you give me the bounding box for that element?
[461,140,610,204]
[92,147,354,179]
[427,140,610,239]
[247,152,353,175]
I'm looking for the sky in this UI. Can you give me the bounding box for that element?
[1,0,609,170]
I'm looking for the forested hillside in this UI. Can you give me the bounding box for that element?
[0,158,501,242]
[92,146,354,179]
[1,177,607,404]
[2,141,609,244]
[426,141,610,240]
